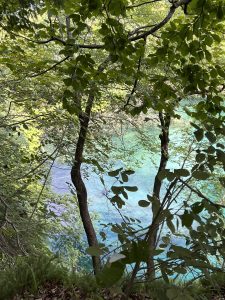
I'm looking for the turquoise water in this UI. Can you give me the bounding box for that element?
[51,120,193,245]
[51,118,225,280]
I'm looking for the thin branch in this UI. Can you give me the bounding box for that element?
[28,157,55,222]
[17,147,60,181]
[1,26,104,49]
[0,113,51,128]
[5,217,27,255]
[124,58,141,108]
[0,196,8,229]
[1,1,186,52]
[130,0,188,41]
[127,0,163,9]
[124,45,145,108]
[128,24,156,37]
[2,101,13,119]
[28,128,67,223]
[0,196,27,254]
[29,55,70,78]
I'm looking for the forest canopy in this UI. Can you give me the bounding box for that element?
[0,0,225,299]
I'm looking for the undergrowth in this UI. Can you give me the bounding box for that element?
[0,254,224,300]
[0,255,68,300]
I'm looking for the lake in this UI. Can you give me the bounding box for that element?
[51,119,194,246]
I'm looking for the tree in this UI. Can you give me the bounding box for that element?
[0,0,224,294]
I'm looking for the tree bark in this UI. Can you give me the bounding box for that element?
[70,56,111,275]
[71,94,101,274]
[147,112,170,279]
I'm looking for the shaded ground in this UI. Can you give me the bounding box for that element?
[12,280,225,300]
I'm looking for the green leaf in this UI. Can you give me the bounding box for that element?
[161,268,169,283]
[63,89,73,98]
[206,146,215,154]
[205,35,213,46]
[63,78,72,86]
[121,190,128,199]
[186,259,211,269]
[122,240,149,264]
[167,172,176,181]
[138,200,150,207]
[174,169,190,177]
[124,170,135,175]
[212,34,221,43]
[158,169,170,180]
[217,66,225,78]
[121,172,128,182]
[192,170,210,180]
[111,195,125,208]
[196,153,205,163]
[97,261,125,287]
[217,143,224,149]
[62,98,78,114]
[205,131,216,143]
[194,129,204,141]
[108,168,123,177]
[124,186,138,192]
[100,231,106,241]
[217,149,225,163]
[86,246,104,256]
[191,202,204,214]
[205,50,212,61]
[88,0,101,11]
[171,245,192,258]
[87,159,104,172]
[167,219,175,233]
[111,186,123,194]
[107,0,126,16]
[190,122,200,130]
[180,211,193,228]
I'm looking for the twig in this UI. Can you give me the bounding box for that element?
[17,147,60,181]
[29,55,70,78]
[127,0,163,9]
[1,0,188,52]
[124,46,145,108]
[28,128,67,223]
[130,0,189,41]
[0,113,51,128]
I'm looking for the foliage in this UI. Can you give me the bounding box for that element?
[0,0,224,298]
[0,254,68,300]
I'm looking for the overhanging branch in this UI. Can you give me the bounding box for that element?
[1,0,189,52]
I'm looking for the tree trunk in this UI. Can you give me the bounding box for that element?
[71,94,101,274]
[71,56,111,275]
[147,112,170,279]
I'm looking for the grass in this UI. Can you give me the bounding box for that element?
[0,254,68,300]
[0,254,224,300]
